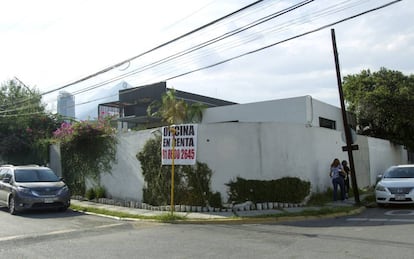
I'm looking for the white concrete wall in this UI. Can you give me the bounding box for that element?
[99,130,153,201]
[100,122,407,203]
[366,137,408,185]
[351,136,371,188]
[310,98,345,131]
[202,96,309,124]
[49,144,62,177]
[202,96,345,130]
[196,122,346,197]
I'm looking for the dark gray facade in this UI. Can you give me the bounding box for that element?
[98,81,236,129]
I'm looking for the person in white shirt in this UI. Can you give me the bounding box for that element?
[330,158,345,201]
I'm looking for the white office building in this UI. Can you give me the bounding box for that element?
[57,91,75,121]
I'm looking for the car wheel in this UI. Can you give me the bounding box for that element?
[8,196,17,215]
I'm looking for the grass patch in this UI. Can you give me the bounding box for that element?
[157,213,187,222]
[361,193,376,203]
[70,204,187,222]
[307,187,375,206]
[307,190,333,206]
[297,206,359,216]
[245,205,360,219]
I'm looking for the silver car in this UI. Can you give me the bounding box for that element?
[0,165,70,215]
[375,165,414,206]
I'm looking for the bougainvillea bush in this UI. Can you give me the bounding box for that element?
[53,117,117,195]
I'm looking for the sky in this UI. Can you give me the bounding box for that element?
[1,0,413,118]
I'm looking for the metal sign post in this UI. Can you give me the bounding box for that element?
[170,127,176,215]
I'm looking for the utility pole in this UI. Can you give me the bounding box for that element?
[331,28,360,204]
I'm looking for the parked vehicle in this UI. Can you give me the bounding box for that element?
[375,165,414,206]
[0,165,70,215]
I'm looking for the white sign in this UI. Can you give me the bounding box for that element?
[161,124,197,165]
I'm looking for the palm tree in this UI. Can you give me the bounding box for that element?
[186,102,207,123]
[147,89,206,125]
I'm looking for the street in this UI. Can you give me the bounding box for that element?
[0,205,413,258]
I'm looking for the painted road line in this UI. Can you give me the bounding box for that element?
[347,218,414,223]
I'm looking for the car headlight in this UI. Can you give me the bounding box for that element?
[57,185,70,195]
[17,186,33,195]
[375,184,387,192]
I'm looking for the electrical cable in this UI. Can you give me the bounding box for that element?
[0,0,402,117]
[165,0,402,81]
[67,0,373,98]
[3,0,312,108]
[57,0,403,112]
[62,0,312,98]
[80,0,377,90]
[39,0,266,96]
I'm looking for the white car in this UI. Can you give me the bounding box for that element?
[375,165,414,206]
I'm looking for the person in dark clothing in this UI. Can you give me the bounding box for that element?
[341,160,350,199]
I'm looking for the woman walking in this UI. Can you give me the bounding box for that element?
[330,158,345,201]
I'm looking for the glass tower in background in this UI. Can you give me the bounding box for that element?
[57,91,75,121]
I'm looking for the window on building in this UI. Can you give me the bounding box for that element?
[319,117,336,130]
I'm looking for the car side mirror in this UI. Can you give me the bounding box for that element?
[2,177,11,183]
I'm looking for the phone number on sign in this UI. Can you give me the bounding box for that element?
[162,148,195,160]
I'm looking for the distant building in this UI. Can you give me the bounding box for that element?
[98,81,236,129]
[57,91,75,121]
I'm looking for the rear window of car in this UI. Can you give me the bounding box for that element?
[384,167,414,178]
[14,169,60,182]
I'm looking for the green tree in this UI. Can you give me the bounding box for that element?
[53,117,117,195]
[147,89,207,125]
[343,68,414,150]
[0,79,62,164]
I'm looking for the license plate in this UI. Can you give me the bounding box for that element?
[395,195,406,200]
[44,198,55,203]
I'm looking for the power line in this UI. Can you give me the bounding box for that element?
[90,0,387,88]
[40,0,266,96]
[66,0,378,98]
[6,0,341,108]
[62,0,314,98]
[59,0,403,111]
[1,0,402,117]
[164,0,402,80]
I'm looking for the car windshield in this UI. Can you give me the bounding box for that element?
[14,169,60,182]
[384,167,414,178]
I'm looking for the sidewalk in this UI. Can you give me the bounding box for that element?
[70,198,363,222]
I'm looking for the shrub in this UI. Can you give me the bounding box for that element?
[208,192,223,208]
[95,186,106,199]
[85,188,96,200]
[137,135,220,207]
[226,177,311,204]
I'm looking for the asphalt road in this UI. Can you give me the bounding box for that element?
[0,205,413,258]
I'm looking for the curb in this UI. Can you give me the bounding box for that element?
[71,205,366,225]
[171,206,366,224]
[70,208,161,222]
